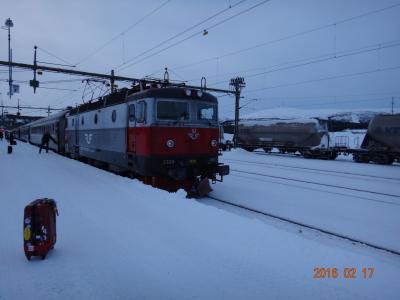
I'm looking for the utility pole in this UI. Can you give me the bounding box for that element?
[392,97,394,115]
[17,99,20,116]
[4,18,14,99]
[230,77,246,148]
[0,92,3,117]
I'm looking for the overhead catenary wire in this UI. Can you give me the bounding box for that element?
[37,46,75,66]
[118,0,272,71]
[75,0,172,66]
[115,0,249,70]
[209,40,400,86]
[149,1,400,76]
[244,65,400,94]
[187,39,400,85]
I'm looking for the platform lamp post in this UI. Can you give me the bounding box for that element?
[3,18,14,99]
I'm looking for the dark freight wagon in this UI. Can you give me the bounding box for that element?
[23,199,58,260]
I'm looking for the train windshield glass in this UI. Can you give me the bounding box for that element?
[197,103,217,121]
[157,100,189,120]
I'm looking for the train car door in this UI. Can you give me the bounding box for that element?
[58,119,65,154]
[75,115,79,148]
[127,103,136,154]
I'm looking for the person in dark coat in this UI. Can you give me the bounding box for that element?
[39,132,57,154]
[9,131,15,145]
[0,130,3,141]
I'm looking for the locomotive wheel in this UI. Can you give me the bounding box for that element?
[373,155,394,165]
[25,254,31,261]
[263,147,271,153]
[353,154,369,163]
[329,152,338,160]
[41,254,46,260]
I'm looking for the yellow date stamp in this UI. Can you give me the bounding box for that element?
[313,267,375,279]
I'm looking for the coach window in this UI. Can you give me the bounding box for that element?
[112,110,117,123]
[136,102,146,123]
[129,105,135,122]
[94,113,98,124]
[81,116,84,126]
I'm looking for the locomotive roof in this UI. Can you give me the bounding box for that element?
[67,87,217,116]
[25,110,69,127]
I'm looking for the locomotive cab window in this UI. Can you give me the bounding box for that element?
[157,100,189,121]
[197,103,217,121]
[128,104,135,122]
[136,101,146,123]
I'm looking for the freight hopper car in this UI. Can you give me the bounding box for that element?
[353,114,400,165]
[64,86,229,195]
[237,118,337,159]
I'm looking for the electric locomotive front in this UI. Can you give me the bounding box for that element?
[126,87,229,194]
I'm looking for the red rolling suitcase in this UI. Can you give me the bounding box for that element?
[23,198,58,260]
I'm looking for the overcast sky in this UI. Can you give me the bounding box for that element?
[1,0,400,117]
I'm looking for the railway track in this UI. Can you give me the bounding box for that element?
[231,169,400,200]
[225,158,400,182]
[206,195,400,256]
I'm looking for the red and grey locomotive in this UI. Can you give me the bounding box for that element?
[20,84,229,196]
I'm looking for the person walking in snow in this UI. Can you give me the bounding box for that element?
[39,131,57,154]
[9,131,15,145]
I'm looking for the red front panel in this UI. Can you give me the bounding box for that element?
[127,127,219,156]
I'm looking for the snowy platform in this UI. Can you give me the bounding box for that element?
[1,140,399,299]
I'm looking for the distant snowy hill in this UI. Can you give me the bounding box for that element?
[241,107,390,123]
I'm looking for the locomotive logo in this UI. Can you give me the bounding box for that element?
[188,129,200,140]
[85,133,93,144]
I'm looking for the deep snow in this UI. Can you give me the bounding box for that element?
[1,140,399,299]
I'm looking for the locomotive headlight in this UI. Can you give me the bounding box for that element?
[166,139,175,148]
[184,89,191,97]
[211,139,218,147]
[196,90,203,98]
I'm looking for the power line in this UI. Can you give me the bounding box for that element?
[245,65,400,94]
[37,46,74,66]
[210,40,400,86]
[187,39,400,85]
[242,91,400,100]
[118,0,272,71]
[115,0,249,69]
[75,0,171,66]
[153,2,400,75]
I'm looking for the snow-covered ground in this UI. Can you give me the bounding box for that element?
[1,140,400,299]
[214,149,400,253]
